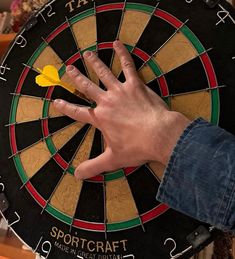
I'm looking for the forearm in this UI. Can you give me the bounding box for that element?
[157,118,235,233]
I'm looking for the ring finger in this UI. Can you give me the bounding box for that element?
[66,65,105,103]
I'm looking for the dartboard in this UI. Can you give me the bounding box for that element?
[0,0,235,258]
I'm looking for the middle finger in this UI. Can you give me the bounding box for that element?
[83,51,120,90]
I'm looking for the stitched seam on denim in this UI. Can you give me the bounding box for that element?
[221,175,235,227]
[211,134,235,226]
[215,171,231,226]
[212,135,228,225]
[159,118,205,200]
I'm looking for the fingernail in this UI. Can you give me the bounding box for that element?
[66,65,75,73]
[113,40,121,47]
[83,51,92,58]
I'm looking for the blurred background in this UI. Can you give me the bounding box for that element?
[0,0,11,12]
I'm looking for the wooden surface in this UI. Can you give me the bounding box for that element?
[233,238,235,257]
[191,239,235,259]
[0,33,16,58]
[0,229,35,259]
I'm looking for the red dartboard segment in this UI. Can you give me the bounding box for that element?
[89,175,104,181]
[42,119,50,137]
[141,204,169,223]
[124,167,138,176]
[43,86,72,171]
[41,117,70,170]
[65,52,82,65]
[54,154,69,170]
[10,125,17,154]
[73,219,106,231]
[26,182,47,208]
[46,22,69,43]
[96,3,125,13]
[88,169,137,182]
[200,53,218,88]
[133,48,149,62]
[158,76,169,97]
[155,9,183,29]
[45,86,55,99]
[98,42,114,49]
[15,67,30,94]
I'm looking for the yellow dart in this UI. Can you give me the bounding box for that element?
[35,65,77,94]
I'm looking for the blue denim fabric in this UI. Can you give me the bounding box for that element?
[156,118,235,233]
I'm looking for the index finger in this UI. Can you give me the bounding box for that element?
[113,40,138,80]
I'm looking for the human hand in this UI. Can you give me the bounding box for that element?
[54,40,190,180]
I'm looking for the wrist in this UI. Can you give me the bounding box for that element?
[150,111,191,165]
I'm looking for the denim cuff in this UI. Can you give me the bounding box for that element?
[157,118,235,233]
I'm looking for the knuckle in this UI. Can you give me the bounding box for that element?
[73,106,80,117]
[71,70,79,77]
[121,58,133,69]
[74,106,80,115]
[100,94,112,106]
[98,67,110,79]
[64,102,70,111]
[74,72,82,82]
[128,76,140,85]
[81,80,92,95]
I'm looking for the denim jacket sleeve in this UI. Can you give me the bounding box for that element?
[156,118,235,233]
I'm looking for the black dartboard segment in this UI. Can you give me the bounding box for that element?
[48,116,75,134]
[128,0,158,5]
[30,159,64,200]
[165,57,208,95]
[51,86,90,106]
[0,0,234,258]
[96,2,123,67]
[136,16,175,55]
[74,181,105,222]
[72,58,89,77]
[146,79,161,96]
[127,165,161,214]
[89,129,103,159]
[96,9,123,43]
[15,120,43,151]
[49,27,79,62]
[20,70,48,97]
[59,124,91,162]
[98,49,114,68]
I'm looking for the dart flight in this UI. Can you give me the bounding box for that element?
[35,65,77,94]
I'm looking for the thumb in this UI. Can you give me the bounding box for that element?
[74,149,115,180]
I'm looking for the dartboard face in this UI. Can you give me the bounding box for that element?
[0,0,235,258]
